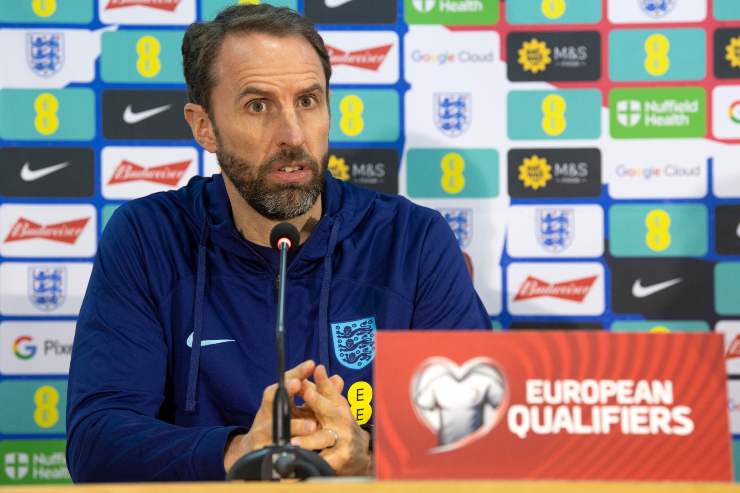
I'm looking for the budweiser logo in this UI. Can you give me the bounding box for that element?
[514,275,597,303]
[105,0,180,11]
[108,159,191,186]
[726,335,740,360]
[4,217,89,245]
[326,44,393,71]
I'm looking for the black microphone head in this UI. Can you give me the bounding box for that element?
[270,222,300,251]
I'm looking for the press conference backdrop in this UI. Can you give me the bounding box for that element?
[0,0,739,485]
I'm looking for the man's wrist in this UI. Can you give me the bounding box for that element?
[223,431,249,473]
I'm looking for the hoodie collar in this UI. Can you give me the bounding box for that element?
[198,171,376,263]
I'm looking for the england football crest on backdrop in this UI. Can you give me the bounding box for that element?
[331,316,376,370]
[26,33,64,77]
[536,208,573,254]
[638,0,676,18]
[438,208,473,249]
[434,93,471,137]
[28,266,66,312]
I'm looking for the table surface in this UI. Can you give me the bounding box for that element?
[3,481,740,493]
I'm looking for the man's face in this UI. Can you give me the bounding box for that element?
[208,32,330,220]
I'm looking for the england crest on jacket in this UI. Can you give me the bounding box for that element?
[434,93,471,137]
[26,32,64,77]
[331,316,376,370]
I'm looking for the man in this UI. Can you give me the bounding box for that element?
[66,4,490,482]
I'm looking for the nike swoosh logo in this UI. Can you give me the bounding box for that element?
[123,104,172,124]
[632,278,683,298]
[325,0,353,7]
[20,161,70,182]
[736,221,740,239]
[186,332,235,348]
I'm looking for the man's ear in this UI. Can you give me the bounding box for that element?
[184,103,218,153]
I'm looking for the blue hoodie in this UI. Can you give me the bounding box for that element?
[66,172,491,482]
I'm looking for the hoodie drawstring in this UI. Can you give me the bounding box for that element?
[317,219,341,373]
[185,224,209,414]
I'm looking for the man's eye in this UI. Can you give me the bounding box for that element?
[299,96,316,108]
[249,101,266,113]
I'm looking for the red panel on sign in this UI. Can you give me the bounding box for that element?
[375,331,731,481]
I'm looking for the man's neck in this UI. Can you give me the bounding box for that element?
[222,174,322,247]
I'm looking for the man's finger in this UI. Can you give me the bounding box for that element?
[299,372,342,394]
[261,383,278,408]
[329,374,344,394]
[302,384,337,419]
[290,418,318,437]
[291,428,338,450]
[314,364,340,397]
[260,378,301,414]
[285,360,316,382]
[262,378,302,408]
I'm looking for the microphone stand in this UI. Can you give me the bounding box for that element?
[227,228,335,481]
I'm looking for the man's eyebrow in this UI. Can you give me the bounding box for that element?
[237,86,274,100]
[299,83,325,95]
[238,83,326,101]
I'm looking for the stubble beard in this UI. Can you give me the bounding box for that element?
[217,142,326,221]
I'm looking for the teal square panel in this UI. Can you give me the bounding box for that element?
[0,89,95,141]
[201,0,298,20]
[608,204,708,257]
[102,204,121,231]
[0,380,67,434]
[734,438,740,481]
[406,148,499,199]
[507,89,601,140]
[716,263,740,315]
[609,29,706,82]
[610,320,709,332]
[329,89,399,143]
[0,0,93,23]
[715,0,740,20]
[102,30,185,84]
[507,0,601,24]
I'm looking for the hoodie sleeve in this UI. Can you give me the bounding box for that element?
[66,206,245,482]
[410,212,492,329]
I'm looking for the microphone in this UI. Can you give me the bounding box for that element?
[269,223,299,447]
[227,223,335,481]
[269,222,300,252]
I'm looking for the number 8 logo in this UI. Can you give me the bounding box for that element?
[34,93,60,136]
[32,0,56,17]
[33,385,60,429]
[136,35,162,78]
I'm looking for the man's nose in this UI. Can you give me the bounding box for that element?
[276,107,305,148]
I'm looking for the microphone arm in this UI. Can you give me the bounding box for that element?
[226,223,335,481]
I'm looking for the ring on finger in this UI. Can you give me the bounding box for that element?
[326,428,339,447]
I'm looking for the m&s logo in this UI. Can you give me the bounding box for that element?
[13,336,37,360]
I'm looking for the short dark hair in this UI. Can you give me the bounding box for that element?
[182,4,331,114]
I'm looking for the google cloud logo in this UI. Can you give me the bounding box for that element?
[13,336,37,360]
[729,100,740,124]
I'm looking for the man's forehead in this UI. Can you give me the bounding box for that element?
[213,31,325,80]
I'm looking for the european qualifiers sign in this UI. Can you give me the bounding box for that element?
[375,331,731,481]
